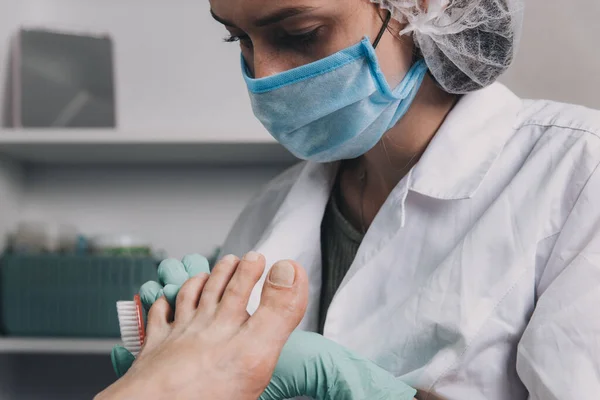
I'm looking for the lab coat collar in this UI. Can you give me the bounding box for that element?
[409,83,522,200]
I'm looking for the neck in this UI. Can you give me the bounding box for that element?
[360,74,459,200]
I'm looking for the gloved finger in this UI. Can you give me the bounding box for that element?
[163,284,181,309]
[157,258,189,286]
[139,281,164,311]
[182,254,211,277]
[111,345,135,378]
[150,289,165,313]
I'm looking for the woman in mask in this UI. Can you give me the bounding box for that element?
[117,0,600,399]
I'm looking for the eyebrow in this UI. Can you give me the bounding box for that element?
[210,6,316,28]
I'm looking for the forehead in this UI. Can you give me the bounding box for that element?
[209,0,344,26]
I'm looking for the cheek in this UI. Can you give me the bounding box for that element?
[374,34,415,88]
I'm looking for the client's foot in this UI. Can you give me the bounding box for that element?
[101,253,308,400]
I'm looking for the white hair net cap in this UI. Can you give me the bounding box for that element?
[371,0,524,94]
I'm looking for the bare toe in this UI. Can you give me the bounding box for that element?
[242,260,308,350]
[143,297,173,350]
[216,252,265,323]
[198,255,240,309]
[174,273,210,325]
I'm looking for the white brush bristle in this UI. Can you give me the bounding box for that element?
[116,300,142,356]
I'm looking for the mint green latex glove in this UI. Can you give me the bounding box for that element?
[151,254,211,309]
[260,330,416,400]
[111,254,210,378]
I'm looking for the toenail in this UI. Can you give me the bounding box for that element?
[268,261,295,288]
[243,251,261,262]
[221,254,237,265]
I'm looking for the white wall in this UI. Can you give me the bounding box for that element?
[13,0,267,136]
[20,165,284,259]
[499,0,600,108]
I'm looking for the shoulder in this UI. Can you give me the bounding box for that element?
[515,99,600,142]
[506,100,600,251]
[511,99,600,183]
[218,161,307,257]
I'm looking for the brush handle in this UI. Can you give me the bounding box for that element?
[134,294,146,347]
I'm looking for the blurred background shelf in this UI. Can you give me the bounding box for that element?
[0,337,117,354]
[0,129,297,165]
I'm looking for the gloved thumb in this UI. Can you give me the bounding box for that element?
[111,345,135,378]
[260,331,417,400]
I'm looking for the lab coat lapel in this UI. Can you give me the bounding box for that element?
[322,170,413,336]
[248,162,338,331]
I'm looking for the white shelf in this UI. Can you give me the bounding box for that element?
[0,129,276,144]
[0,337,118,354]
[0,129,298,165]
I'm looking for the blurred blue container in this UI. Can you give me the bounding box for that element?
[0,255,157,337]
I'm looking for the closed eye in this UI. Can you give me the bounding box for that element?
[277,28,322,49]
[223,34,253,48]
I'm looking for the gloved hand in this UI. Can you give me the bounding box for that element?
[141,253,211,310]
[259,330,416,400]
[111,254,211,378]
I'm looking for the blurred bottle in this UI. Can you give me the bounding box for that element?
[13,221,50,254]
[90,234,152,257]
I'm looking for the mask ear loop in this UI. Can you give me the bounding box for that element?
[372,10,392,49]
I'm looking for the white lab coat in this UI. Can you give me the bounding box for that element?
[219,83,600,400]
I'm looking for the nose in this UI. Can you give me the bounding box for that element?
[249,48,295,79]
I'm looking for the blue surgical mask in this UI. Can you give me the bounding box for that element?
[242,37,428,163]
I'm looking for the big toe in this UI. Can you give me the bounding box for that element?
[243,260,308,349]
